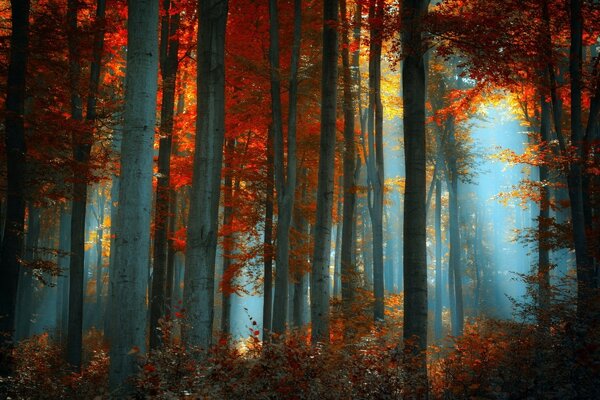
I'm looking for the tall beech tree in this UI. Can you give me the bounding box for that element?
[311,0,338,344]
[66,0,106,370]
[366,0,385,322]
[183,0,228,349]
[269,0,301,336]
[340,0,358,327]
[401,0,428,374]
[0,0,30,376]
[108,0,159,390]
[149,0,180,350]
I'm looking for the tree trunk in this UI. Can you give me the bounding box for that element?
[569,0,592,321]
[447,117,463,336]
[56,206,71,343]
[401,0,428,381]
[263,131,274,337]
[292,181,309,328]
[270,0,301,336]
[367,0,385,322]
[108,0,159,390]
[220,138,236,335]
[434,179,443,342]
[94,192,105,328]
[333,177,342,298]
[150,0,180,350]
[311,0,338,344]
[538,94,551,311]
[0,0,30,376]
[67,0,106,370]
[15,206,41,341]
[340,0,358,328]
[182,0,228,349]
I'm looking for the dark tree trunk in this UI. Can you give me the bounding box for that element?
[16,206,41,341]
[447,117,463,336]
[333,177,342,298]
[434,179,443,342]
[569,0,592,321]
[401,0,428,384]
[182,0,228,349]
[367,0,385,322]
[220,138,236,335]
[94,193,105,328]
[150,0,180,350]
[538,94,551,311]
[0,0,30,376]
[311,0,338,344]
[67,0,106,371]
[270,0,301,336]
[108,0,159,390]
[340,0,358,330]
[263,130,274,337]
[56,206,71,343]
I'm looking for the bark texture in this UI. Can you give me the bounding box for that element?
[108,0,159,390]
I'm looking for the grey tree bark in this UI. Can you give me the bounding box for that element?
[340,0,359,331]
[311,0,338,344]
[367,0,385,322]
[446,117,463,336]
[149,0,180,350]
[15,206,40,341]
[270,0,301,336]
[263,131,274,337]
[67,0,106,370]
[0,0,30,376]
[182,0,228,349]
[401,0,428,379]
[434,179,443,342]
[107,0,159,390]
[538,95,551,311]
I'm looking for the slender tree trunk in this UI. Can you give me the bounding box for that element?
[434,179,443,342]
[340,0,358,328]
[292,180,309,328]
[333,177,343,298]
[94,193,105,328]
[367,0,385,322]
[108,0,159,390]
[311,0,338,344]
[0,0,30,376]
[67,0,106,370]
[569,0,591,321]
[56,206,71,343]
[15,206,41,341]
[149,0,180,350]
[263,131,274,337]
[447,117,463,336]
[270,0,301,336]
[538,95,551,311]
[401,0,428,382]
[165,91,186,310]
[220,138,235,335]
[183,0,228,349]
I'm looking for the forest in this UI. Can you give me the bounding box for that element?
[0,0,599,398]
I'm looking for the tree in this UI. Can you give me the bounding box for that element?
[0,0,30,376]
[366,0,385,322]
[183,0,228,349]
[270,0,301,336]
[401,0,428,379]
[340,0,359,330]
[108,0,159,390]
[311,0,338,344]
[67,0,106,370]
[150,0,180,350]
